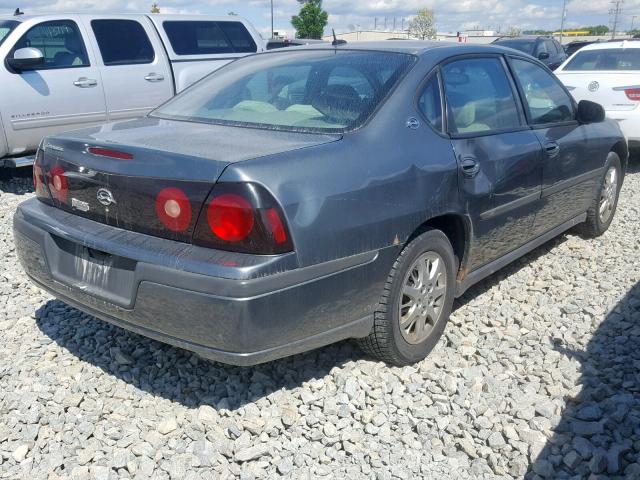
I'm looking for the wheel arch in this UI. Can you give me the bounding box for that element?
[406,213,472,280]
[611,140,628,173]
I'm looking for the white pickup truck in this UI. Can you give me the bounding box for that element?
[0,13,264,167]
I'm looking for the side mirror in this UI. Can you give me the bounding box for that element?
[577,100,605,124]
[538,51,550,60]
[6,47,44,71]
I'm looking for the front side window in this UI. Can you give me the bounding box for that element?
[442,57,521,134]
[152,50,416,133]
[418,74,442,131]
[91,20,154,66]
[11,20,89,69]
[563,48,640,71]
[0,20,19,47]
[510,58,574,124]
[163,21,257,55]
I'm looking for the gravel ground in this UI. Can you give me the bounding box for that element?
[1,160,639,480]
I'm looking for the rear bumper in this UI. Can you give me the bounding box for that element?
[14,199,393,366]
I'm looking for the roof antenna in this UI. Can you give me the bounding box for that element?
[14,7,24,15]
[331,28,346,47]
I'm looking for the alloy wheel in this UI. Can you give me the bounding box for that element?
[398,251,447,345]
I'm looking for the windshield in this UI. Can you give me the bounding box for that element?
[0,20,19,47]
[495,40,536,55]
[564,48,640,71]
[152,49,416,133]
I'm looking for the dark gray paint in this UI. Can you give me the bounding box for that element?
[13,43,628,365]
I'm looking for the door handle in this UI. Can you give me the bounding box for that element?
[144,73,165,82]
[545,142,560,158]
[460,156,480,178]
[73,77,98,88]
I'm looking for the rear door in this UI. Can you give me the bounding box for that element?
[508,56,601,235]
[153,18,261,92]
[442,55,544,270]
[81,15,173,121]
[0,17,106,155]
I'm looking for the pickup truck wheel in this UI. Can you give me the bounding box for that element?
[358,229,456,366]
[577,152,622,238]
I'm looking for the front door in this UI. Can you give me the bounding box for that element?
[82,16,174,121]
[507,56,604,235]
[0,18,107,155]
[441,56,544,270]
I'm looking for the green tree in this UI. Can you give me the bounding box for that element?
[228,11,237,16]
[150,3,160,13]
[409,8,436,40]
[291,0,329,39]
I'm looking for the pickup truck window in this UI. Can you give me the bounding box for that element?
[91,20,155,66]
[152,50,416,133]
[10,20,89,69]
[163,21,257,55]
[0,20,19,47]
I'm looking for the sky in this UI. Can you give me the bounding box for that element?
[2,0,640,38]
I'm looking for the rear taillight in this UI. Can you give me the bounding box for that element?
[193,183,293,255]
[33,148,49,199]
[48,165,68,203]
[155,187,193,232]
[624,88,640,101]
[207,194,255,242]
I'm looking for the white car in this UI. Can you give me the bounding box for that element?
[0,13,264,167]
[555,40,640,147]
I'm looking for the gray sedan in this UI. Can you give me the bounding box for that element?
[14,42,627,366]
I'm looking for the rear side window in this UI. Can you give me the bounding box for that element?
[510,58,574,124]
[564,48,640,71]
[442,57,521,134]
[163,21,257,55]
[11,20,89,69]
[91,20,155,66]
[418,75,443,132]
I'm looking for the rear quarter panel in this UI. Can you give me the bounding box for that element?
[220,56,463,268]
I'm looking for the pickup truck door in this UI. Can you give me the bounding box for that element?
[0,17,107,156]
[81,15,174,121]
[442,56,544,271]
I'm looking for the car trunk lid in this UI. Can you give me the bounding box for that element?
[558,71,640,112]
[37,118,340,244]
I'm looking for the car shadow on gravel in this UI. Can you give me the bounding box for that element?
[35,299,367,411]
[526,282,640,478]
[0,166,34,195]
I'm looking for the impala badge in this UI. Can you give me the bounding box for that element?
[588,81,600,92]
[96,188,116,206]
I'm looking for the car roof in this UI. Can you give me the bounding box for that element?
[289,40,529,57]
[577,39,640,51]
[495,37,546,42]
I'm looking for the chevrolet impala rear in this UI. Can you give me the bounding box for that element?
[13,48,416,365]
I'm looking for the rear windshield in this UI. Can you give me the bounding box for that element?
[163,21,257,55]
[494,39,536,55]
[564,48,640,71]
[0,20,19,47]
[152,50,416,133]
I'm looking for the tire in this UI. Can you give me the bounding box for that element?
[358,229,457,366]
[576,152,622,238]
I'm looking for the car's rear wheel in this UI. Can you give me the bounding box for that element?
[577,152,622,237]
[358,229,456,366]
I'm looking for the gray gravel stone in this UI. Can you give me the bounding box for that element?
[1,162,639,479]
